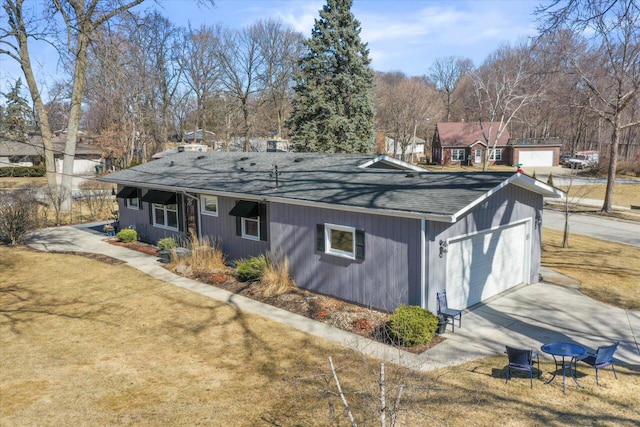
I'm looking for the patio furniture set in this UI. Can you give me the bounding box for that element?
[505,341,619,393]
[435,292,619,393]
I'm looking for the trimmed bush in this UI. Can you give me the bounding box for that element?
[116,228,137,243]
[388,305,438,346]
[158,237,179,251]
[236,254,269,282]
[0,166,46,177]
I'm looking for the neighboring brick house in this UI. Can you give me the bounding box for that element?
[432,122,510,166]
[432,122,562,167]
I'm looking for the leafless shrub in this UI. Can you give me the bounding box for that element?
[41,184,69,226]
[0,187,40,245]
[78,180,113,220]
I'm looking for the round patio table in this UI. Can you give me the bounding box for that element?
[541,342,586,393]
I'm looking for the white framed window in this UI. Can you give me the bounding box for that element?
[489,148,502,161]
[200,195,218,216]
[325,224,356,259]
[241,217,260,241]
[126,197,140,210]
[451,149,466,161]
[153,203,179,230]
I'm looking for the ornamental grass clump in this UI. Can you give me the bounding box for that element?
[388,305,438,346]
[257,253,296,297]
[168,231,226,272]
[116,228,137,243]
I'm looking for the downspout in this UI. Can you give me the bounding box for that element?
[420,218,427,309]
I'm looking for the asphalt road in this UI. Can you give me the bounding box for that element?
[543,209,640,248]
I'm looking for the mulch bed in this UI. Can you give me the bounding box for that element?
[108,239,160,256]
[100,239,445,354]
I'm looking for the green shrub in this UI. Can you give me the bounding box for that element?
[158,237,179,251]
[0,166,46,177]
[547,172,554,187]
[388,305,438,346]
[236,254,269,282]
[116,228,137,243]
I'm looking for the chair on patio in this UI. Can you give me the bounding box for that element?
[436,291,462,332]
[505,346,540,388]
[576,341,619,386]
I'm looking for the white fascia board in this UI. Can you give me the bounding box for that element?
[358,154,425,172]
[450,173,565,221]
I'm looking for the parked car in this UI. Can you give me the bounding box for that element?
[567,151,599,169]
[560,154,571,167]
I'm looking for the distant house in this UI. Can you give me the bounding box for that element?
[375,131,425,163]
[0,133,104,174]
[433,122,561,167]
[101,152,563,314]
[433,122,510,166]
[183,129,216,145]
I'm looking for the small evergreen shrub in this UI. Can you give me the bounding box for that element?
[236,254,269,282]
[158,237,179,251]
[388,305,438,346]
[547,172,554,187]
[116,228,137,243]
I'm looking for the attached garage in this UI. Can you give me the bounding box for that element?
[518,150,554,167]
[445,221,531,310]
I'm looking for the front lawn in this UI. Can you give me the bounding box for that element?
[2,246,639,426]
[542,229,640,310]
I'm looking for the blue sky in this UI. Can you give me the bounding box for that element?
[1,0,543,97]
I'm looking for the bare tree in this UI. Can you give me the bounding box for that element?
[374,73,440,161]
[537,0,640,212]
[178,24,222,147]
[471,43,542,171]
[254,19,304,138]
[429,56,473,122]
[217,24,266,152]
[1,0,57,186]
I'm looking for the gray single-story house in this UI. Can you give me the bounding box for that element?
[100,152,564,314]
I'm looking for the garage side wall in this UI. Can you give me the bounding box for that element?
[425,184,543,313]
[270,203,422,312]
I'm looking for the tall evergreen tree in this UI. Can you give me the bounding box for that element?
[287,0,374,153]
[1,79,33,143]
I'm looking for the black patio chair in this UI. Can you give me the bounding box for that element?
[505,346,540,388]
[436,291,462,332]
[576,341,619,386]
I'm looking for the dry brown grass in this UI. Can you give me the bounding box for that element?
[561,183,640,207]
[167,231,226,273]
[2,246,640,426]
[542,229,640,310]
[256,254,296,298]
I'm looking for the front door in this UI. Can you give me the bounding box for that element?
[185,197,199,238]
[474,149,483,164]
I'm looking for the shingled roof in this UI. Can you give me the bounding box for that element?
[100,152,561,222]
[436,122,511,148]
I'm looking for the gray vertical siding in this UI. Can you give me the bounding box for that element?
[116,186,185,243]
[199,196,269,260]
[270,203,422,312]
[424,183,543,313]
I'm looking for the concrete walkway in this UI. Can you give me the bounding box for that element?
[26,222,640,372]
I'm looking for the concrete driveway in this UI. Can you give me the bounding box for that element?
[26,222,639,371]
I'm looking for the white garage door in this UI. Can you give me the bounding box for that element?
[519,150,554,167]
[445,222,529,309]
